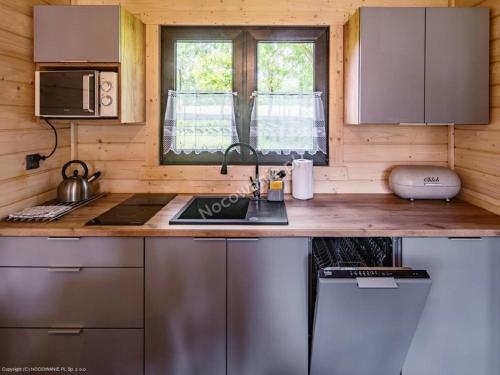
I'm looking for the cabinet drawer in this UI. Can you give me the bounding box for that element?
[0,328,143,375]
[0,237,143,267]
[0,268,143,328]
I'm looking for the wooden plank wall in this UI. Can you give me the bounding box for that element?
[71,0,450,195]
[0,0,71,218]
[454,0,500,214]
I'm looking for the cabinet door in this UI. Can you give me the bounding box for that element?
[359,8,425,124]
[145,238,226,375]
[227,238,309,375]
[402,237,500,375]
[425,8,490,124]
[34,6,120,62]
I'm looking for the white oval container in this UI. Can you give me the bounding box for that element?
[389,165,461,201]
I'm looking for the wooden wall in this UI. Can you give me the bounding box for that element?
[0,0,71,218]
[454,0,500,214]
[72,0,451,196]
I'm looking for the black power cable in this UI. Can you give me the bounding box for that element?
[25,119,59,170]
[40,118,58,160]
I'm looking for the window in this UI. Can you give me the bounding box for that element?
[161,27,329,165]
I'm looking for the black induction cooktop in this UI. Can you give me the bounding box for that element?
[86,194,176,226]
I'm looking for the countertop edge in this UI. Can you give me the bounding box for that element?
[1,228,500,238]
[1,193,500,238]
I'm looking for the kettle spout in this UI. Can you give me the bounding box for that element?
[88,171,102,183]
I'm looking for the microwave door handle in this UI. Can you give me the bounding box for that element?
[82,74,94,113]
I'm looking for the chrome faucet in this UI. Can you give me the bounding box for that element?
[221,142,261,200]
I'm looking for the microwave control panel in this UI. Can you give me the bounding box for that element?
[99,71,118,117]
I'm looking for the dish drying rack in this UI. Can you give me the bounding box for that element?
[5,193,106,223]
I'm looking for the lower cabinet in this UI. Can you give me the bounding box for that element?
[227,238,309,375]
[145,237,227,375]
[145,237,309,375]
[0,328,143,375]
[402,237,500,375]
[0,237,145,375]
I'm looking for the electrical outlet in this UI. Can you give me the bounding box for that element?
[26,154,42,170]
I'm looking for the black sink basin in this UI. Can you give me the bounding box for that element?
[169,196,288,225]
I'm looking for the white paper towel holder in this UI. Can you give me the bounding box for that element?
[292,159,314,200]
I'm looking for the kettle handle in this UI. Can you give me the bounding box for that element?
[62,160,89,180]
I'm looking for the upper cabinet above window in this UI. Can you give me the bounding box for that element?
[345,7,490,125]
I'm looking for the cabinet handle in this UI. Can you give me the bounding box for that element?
[193,238,225,241]
[47,329,82,335]
[47,267,81,273]
[47,237,81,241]
[448,237,483,241]
[399,123,427,126]
[227,238,259,241]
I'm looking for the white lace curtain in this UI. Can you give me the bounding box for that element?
[163,90,239,154]
[250,92,327,155]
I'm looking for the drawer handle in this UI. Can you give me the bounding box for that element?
[193,238,225,241]
[227,238,259,241]
[47,267,82,273]
[448,237,483,241]
[47,237,81,241]
[48,329,82,335]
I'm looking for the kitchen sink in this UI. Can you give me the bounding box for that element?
[169,196,288,225]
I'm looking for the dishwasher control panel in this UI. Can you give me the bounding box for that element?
[321,269,430,279]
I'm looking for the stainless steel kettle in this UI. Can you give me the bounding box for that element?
[57,160,101,203]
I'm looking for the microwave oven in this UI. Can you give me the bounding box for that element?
[35,70,118,118]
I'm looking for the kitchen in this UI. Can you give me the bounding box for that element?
[0,0,499,374]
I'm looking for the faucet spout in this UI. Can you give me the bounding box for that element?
[221,142,261,199]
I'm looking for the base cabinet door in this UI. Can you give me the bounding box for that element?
[227,238,309,375]
[145,238,226,375]
[0,328,143,375]
[402,237,500,375]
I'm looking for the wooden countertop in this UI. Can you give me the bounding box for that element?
[1,193,500,238]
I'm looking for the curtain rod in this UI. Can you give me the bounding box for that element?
[168,90,237,96]
[251,91,322,97]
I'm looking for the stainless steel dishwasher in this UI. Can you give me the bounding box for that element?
[310,238,432,375]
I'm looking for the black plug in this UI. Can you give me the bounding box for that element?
[26,154,43,170]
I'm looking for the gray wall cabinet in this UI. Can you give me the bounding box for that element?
[402,237,500,375]
[34,6,121,62]
[359,8,426,124]
[227,238,309,375]
[145,238,227,375]
[345,7,490,125]
[425,8,490,124]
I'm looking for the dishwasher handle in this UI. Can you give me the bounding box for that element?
[356,277,398,289]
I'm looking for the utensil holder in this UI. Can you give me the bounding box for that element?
[267,182,285,202]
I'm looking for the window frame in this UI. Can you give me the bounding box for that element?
[160,26,329,166]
